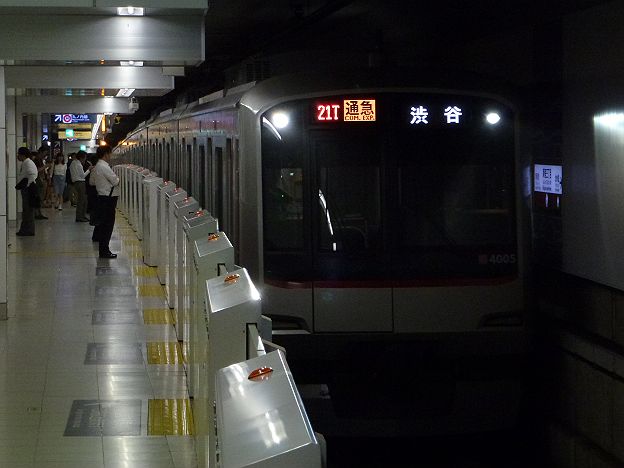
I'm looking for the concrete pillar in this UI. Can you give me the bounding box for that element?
[0,67,7,320]
[35,113,42,149]
[15,110,24,217]
[7,93,16,222]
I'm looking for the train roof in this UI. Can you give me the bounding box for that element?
[238,66,519,116]
[116,66,519,149]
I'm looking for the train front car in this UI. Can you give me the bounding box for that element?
[245,76,528,435]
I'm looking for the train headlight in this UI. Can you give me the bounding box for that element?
[486,112,501,125]
[272,112,290,129]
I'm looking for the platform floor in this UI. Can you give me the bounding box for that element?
[0,205,197,468]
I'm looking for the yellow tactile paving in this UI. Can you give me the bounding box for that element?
[134,266,158,277]
[148,399,194,436]
[143,308,176,324]
[138,284,166,297]
[147,342,184,365]
[123,238,141,246]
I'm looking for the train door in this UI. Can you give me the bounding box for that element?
[213,145,225,231]
[191,138,199,201]
[309,130,392,333]
[157,142,164,178]
[186,141,194,198]
[197,139,210,213]
[148,142,154,170]
[229,138,240,258]
[180,138,186,190]
[178,138,185,190]
[166,139,173,183]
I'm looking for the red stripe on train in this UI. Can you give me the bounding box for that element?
[264,276,518,289]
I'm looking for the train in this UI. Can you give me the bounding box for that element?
[114,67,530,436]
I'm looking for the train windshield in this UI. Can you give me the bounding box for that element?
[261,92,517,282]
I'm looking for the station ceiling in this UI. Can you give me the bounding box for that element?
[0,0,617,143]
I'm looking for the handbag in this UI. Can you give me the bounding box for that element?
[28,182,41,208]
[15,178,27,190]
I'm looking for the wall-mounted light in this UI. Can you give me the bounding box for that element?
[594,112,624,128]
[117,6,144,16]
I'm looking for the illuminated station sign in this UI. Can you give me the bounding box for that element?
[533,163,562,211]
[53,113,96,124]
[534,164,562,194]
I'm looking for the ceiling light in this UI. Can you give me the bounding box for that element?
[117,6,144,16]
[120,61,143,67]
[594,112,624,128]
[116,88,135,97]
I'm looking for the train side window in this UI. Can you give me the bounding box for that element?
[397,162,514,247]
[263,167,304,250]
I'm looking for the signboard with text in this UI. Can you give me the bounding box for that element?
[58,130,92,140]
[534,164,562,194]
[53,114,96,124]
[316,99,377,122]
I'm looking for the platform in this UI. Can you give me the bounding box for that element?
[0,204,197,467]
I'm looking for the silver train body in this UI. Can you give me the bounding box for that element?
[115,69,529,435]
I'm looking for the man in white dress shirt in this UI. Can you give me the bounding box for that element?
[91,145,120,258]
[16,147,37,236]
[70,150,91,222]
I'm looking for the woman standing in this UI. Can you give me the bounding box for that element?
[52,153,67,210]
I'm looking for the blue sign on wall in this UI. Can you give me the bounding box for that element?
[53,114,96,124]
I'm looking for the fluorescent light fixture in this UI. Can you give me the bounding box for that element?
[92,114,103,141]
[594,112,624,128]
[272,112,289,129]
[117,6,144,16]
[486,112,501,125]
[116,88,135,97]
[120,60,144,67]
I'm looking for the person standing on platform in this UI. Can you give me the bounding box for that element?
[70,150,91,222]
[91,145,120,258]
[15,147,37,236]
[32,151,48,220]
[52,152,66,210]
[86,152,98,226]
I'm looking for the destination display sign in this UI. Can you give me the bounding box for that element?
[316,99,376,122]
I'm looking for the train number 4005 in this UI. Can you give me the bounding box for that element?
[488,254,517,264]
